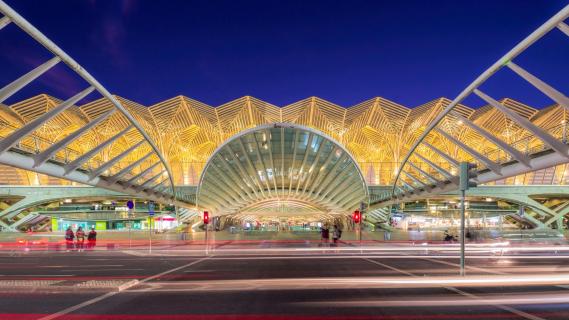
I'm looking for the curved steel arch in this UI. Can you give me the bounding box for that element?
[197,123,369,216]
[0,1,181,205]
[371,5,569,207]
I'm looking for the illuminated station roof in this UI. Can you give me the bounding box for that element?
[1,94,567,189]
[198,124,368,216]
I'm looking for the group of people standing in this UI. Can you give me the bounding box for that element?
[65,226,97,252]
[320,224,342,246]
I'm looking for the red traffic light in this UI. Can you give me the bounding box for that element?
[353,210,361,224]
[203,211,209,225]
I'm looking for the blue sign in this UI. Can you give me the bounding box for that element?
[127,200,134,210]
[148,201,155,216]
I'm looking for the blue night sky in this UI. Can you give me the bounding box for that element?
[0,0,568,108]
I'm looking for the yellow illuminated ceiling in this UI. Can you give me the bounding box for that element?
[0,94,566,187]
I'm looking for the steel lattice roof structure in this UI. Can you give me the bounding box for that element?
[0,1,568,221]
[1,94,568,188]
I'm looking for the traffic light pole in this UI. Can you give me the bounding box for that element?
[458,161,477,277]
[149,217,152,254]
[460,189,466,276]
[359,220,362,246]
[205,222,209,255]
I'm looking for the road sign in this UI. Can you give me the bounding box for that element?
[127,200,134,210]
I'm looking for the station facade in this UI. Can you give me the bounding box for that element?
[1,94,568,232]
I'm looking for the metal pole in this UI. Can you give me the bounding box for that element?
[205,223,209,255]
[359,220,362,246]
[563,120,567,143]
[149,217,152,254]
[460,189,466,276]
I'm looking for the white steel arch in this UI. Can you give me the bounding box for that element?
[197,123,369,216]
[0,1,183,205]
[372,4,569,207]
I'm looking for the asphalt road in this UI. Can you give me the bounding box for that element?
[1,246,569,320]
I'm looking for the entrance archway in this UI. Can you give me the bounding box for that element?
[197,124,368,222]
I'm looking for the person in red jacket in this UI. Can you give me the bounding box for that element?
[76,227,85,252]
[87,228,97,250]
[65,227,74,252]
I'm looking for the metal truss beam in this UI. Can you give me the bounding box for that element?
[0,56,61,104]
[63,125,133,174]
[506,62,569,110]
[0,86,95,154]
[379,5,569,206]
[0,1,179,204]
[559,22,569,36]
[106,151,153,185]
[451,112,530,167]
[0,15,10,30]
[474,89,569,156]
[89,140,145,180]
[33,109,115,167]
[434,127,502,174]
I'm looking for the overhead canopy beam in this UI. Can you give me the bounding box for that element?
[421,141,459,168]
[0,0,177,201]
[106,151,153,185]
[474,89,569,156]
[434,128,502,174]
[0,15,10,30]
[451,112,530,167]
[124,161,160,187]
[558,21,569,37]
[0,56,61,104]
[0,86,95,154]
[89,140,146,180]
[506,62,569,111]
[63,125,133,175]
[413,152,455,181]
[33,109,115,167]
[407,161,441,184]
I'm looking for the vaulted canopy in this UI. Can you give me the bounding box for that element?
[197,124,368,216]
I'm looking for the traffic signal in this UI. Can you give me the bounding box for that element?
[459,162,478,191]
[353,210,361,224]
[203,211,209,225]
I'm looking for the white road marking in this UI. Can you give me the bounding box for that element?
[419,257,508,275]
[362,257,546,320]
[38,292,118,320]
[62,268,144,272]
[0,274,74,277]
[38,256,210,320]
[43,265,124,268]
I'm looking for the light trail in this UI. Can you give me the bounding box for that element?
[126,274,569,292]
[294,291,569,308]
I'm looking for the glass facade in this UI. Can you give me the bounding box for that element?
[198,125,368,216]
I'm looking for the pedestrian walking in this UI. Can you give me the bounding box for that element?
[332,224,342,246]
[320,225,329,246]
[76,227,85,252]
[87,227,97,250]
[65,226,75,252]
